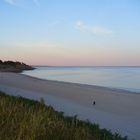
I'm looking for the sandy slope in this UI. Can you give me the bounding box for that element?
[0,72,140,140]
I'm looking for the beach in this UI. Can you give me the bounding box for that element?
[0,72,140,140]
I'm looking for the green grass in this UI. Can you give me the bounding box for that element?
[0,91,128,140]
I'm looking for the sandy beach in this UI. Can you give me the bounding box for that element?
[0,72,140,140]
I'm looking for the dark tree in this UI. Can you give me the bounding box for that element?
[0,60,3,64]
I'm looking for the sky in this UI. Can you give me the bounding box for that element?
[0,0,140,66]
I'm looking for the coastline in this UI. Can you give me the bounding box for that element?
[0,72,140,139]
[22,66,140,93]
[22,73,140,94]
[0,60,35,73]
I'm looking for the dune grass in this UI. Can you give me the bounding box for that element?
[0,91,128,140]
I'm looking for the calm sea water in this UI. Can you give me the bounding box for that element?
[22,66,140,93]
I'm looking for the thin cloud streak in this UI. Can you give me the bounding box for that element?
[75,21,112,34]
[33,0,40,7]
[4,0,39,6]
[48,20,61,27]
[4,0,16,5]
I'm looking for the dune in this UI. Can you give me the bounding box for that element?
[0,72,140,140]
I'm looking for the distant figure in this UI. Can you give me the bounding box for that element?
[93,101,96,105]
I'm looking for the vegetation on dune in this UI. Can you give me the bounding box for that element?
[0,60,34,72]
[0,91,128,140]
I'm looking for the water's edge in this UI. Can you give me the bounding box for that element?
[22,66,140,93]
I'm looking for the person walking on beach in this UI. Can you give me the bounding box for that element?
[93,101,96,105]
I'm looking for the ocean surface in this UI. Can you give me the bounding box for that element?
[22,66,140,93]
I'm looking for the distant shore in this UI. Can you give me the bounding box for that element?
[0,72,140,140]
[0,60,35,73]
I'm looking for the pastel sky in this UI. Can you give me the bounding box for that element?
[0,0,140,66]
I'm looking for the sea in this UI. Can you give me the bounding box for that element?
[22,66,140,93]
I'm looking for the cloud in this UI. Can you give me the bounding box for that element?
[4,0,17,5]
[75,21,112,34]
[48,20,61,27]
[32,0,40,6]
[4,0,39,6]
[75,21,88,32]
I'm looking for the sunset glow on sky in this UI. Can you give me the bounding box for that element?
[0,0,140,66]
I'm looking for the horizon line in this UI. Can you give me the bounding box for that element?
[32,65,140,67]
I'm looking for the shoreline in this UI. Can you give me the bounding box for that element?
[22,73,140,94]
[21,66,140,94]
[0,72,140,139]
